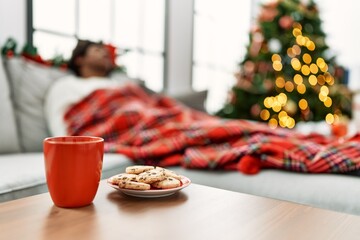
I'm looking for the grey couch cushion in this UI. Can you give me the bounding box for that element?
[4,58,69,152]
[172,90,207,112]
[0,153,133,202]
[0,57,20,153]
[170,167,360,215]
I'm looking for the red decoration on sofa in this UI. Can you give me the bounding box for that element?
[21,52,49,65]
[104,44,117,67]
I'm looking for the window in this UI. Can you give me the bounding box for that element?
[316,0,360,90]
[32,0,166,92]
[192,0,253,113]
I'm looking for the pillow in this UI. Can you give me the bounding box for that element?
[109,71,142,85]
[4,57,69,152]
[172,90,208,112]
[0,57,21,153]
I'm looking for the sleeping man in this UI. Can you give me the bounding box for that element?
[44,39,360,175]
[45,40,125,136]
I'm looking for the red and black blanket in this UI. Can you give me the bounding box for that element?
[65,84,360,174]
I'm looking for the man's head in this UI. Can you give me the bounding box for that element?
[68,40,114,77]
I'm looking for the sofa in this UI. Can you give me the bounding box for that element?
[1,56,360,216]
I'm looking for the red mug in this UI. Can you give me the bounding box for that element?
[43,136,104,208]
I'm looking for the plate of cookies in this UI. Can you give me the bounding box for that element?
[107,165,191,198]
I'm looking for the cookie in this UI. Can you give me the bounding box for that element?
[137,169,166,184]
[118,180,151,190]
[151,177,181,189]
[109,173,138,184]
[125,165,155,174]
[156,167,182,180]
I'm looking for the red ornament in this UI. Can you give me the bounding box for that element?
[259,7,278,22]
[251,104,261,117]
[238,155,262,175]
[331,123,348,138]
[244,61,256,74]
[279,16,294,30]
[258,61,271,73]
[104,44,117,67]
[334,66,344,79]
[251,25,261,34]
[6,50,14,58]
[21,52,46,65]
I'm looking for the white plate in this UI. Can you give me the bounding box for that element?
[107,176,191,198]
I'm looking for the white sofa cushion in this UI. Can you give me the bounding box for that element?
[0,153,133,202]
[0,57,20,153]
[4,58,69,152]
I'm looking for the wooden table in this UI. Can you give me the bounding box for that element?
[1,181,360,240]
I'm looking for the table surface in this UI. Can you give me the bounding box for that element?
[1,181,360,240]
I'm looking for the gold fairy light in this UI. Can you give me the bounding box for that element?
[302,53,312,64]
[287,48,296,58]
[293,22,302,30]
[320,63,328,72]
[272,54,281,62]
[298,99,308,110]
[286,117,295,129]
[303,37,310,46]
[301,65,310,75]
[316,58,325,68]
[293,28,302,37]
[319,92,327,102]
[324,72,333,83]
[297,84,306,94]
[296,36,306,46]
[264,97,274,108]
[269,118,278,129]
[293,74,303,85]
[272,61,283,71]
[260,109,270,120]
[277,93,287,106]
[279,116,288,128]
[284,100,297,115]
[310,63,318,74]
[272,102,282,112]
[317,75,325,85]
[320,86,329,95]
[285,81,294,92]
[326,113,334,124]
[308,75,317,86]
[275,77,285,88]
[307,41,316,51]
[324,97,332,107]
[292,45,301,55]
[291,58,301,71]
[278,110,288,119]
[305,39,313,48]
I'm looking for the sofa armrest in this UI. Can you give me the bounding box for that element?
[172,90,208,112]
[138,81,208,112]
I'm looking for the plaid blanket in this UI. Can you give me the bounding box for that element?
[65,84,360,174]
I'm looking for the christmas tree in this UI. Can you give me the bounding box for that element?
[217,0,352,129]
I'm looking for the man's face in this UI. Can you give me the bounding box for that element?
[82,44,113,74]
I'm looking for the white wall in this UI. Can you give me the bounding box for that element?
[0,0,26,47]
